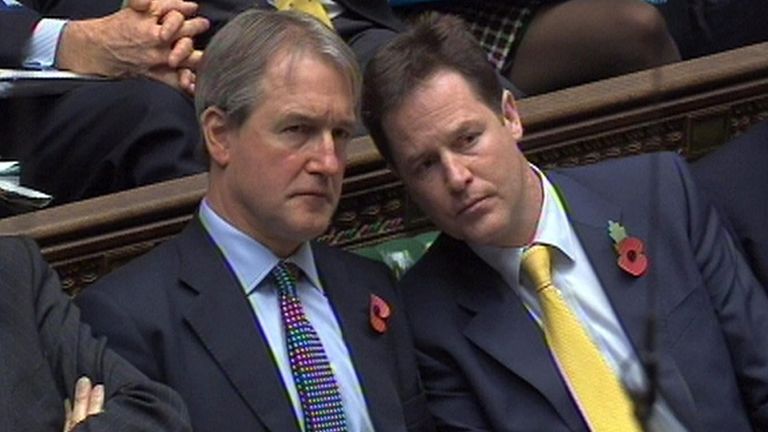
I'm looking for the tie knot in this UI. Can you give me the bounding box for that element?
[272,262,300,296]
[521,244,553,292]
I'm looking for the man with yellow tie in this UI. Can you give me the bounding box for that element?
[361,13,768,432]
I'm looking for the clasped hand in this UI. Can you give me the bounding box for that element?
[57,0,209,94]
[62,376,104,432]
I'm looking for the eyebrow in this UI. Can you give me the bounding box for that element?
[280,111,356,131]
[404,149,433,172]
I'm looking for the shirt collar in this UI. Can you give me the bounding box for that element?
[470,164,578,284]
[198,199,323,295]
[530,165,578,263]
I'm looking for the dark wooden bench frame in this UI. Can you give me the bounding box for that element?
[2,42,767,293]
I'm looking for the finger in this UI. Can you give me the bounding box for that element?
[178,49,203,70]
[63,399,73,432]
[178,68,196,95]
[168,37,194,68]
[148,0,199,18]
[174,0,199,17]
[70,377,92,427]
[127,0,152,13]
[176,16,210,39]
[87,384,105,417]
[147,68,183,91]
[159,10,185,42]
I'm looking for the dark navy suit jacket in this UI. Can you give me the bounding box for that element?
[0,236,191,431]
[77,217,434,432]
[194,0,403,68]
[400,152,768,431]
[692,121,768,287]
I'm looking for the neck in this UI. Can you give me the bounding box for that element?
[507,167,544,248]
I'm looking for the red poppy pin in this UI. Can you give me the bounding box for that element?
[369,294,391,334]
[608,221,648,277]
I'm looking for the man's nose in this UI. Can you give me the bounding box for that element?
[306,130,344,176]
[443,153,472,192]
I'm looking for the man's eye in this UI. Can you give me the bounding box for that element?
[458,133,479,148]
[414,157,436,176]
[333,128,352,142]
[283,124,310,134]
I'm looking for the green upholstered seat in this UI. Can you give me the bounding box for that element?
[353,231,439,278]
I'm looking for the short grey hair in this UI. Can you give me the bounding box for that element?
[195,9,361,128]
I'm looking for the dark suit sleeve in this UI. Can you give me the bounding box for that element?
[691,121,768,287]
[0,0,122,68]
[413,349,494,431]
[332,1,403,72]
[0,4,41,67]
[676,155,768,427]
[17,237,191,431]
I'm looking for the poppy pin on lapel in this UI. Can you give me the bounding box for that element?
[370,294,391,334]
[608,220,648,277]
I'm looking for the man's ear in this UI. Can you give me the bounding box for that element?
[200,106,232,168]
[501,89,523,140]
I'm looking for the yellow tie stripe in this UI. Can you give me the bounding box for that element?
[275,0,333,29]
[522,245,641,432]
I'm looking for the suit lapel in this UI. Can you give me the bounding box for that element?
[178,219,300,432]
[312,244,404,432]
[549,171,700,429]
[550,171,651,355]
[443,236,585,430]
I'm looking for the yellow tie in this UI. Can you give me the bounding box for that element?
[521,245,641,432]
[275,0,333,28]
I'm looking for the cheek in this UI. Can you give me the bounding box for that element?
[412,187,451,217]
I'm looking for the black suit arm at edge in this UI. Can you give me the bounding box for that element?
[677,155,768,428]
[22,237,191,431]
[0,5,42,67]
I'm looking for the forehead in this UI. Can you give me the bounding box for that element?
[393,71,491,123]
[250,50,356,119]
[262,49,353,96]
[386,71,493,144]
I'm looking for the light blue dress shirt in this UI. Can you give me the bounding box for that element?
[198,200,374,432]
[23,18,67,69]
[2,0,68,70]
[470,165,686,432]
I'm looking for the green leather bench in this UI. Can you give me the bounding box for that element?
[353,231,439,279]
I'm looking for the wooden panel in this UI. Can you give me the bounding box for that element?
[1,42,767,293]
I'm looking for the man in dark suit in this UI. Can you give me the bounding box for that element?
[361,14,768,431]
[197,0,403,70]
[692,120,768,287]
[77,10,433,432]
[0,236,191,431]
[0,0,208,206]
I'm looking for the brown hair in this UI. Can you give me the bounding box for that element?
[361,12,502,165]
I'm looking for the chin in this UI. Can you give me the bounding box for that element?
[458,225,504,247]
[293,219,332,241]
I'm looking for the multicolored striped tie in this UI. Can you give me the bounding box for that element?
[272,262,348,432]
[521,245,641,432]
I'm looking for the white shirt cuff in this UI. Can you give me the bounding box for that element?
[23,18,68,70]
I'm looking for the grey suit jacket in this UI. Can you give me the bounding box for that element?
[0,236,190,431]
[400,152,768,431]
[77,216,435,432]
